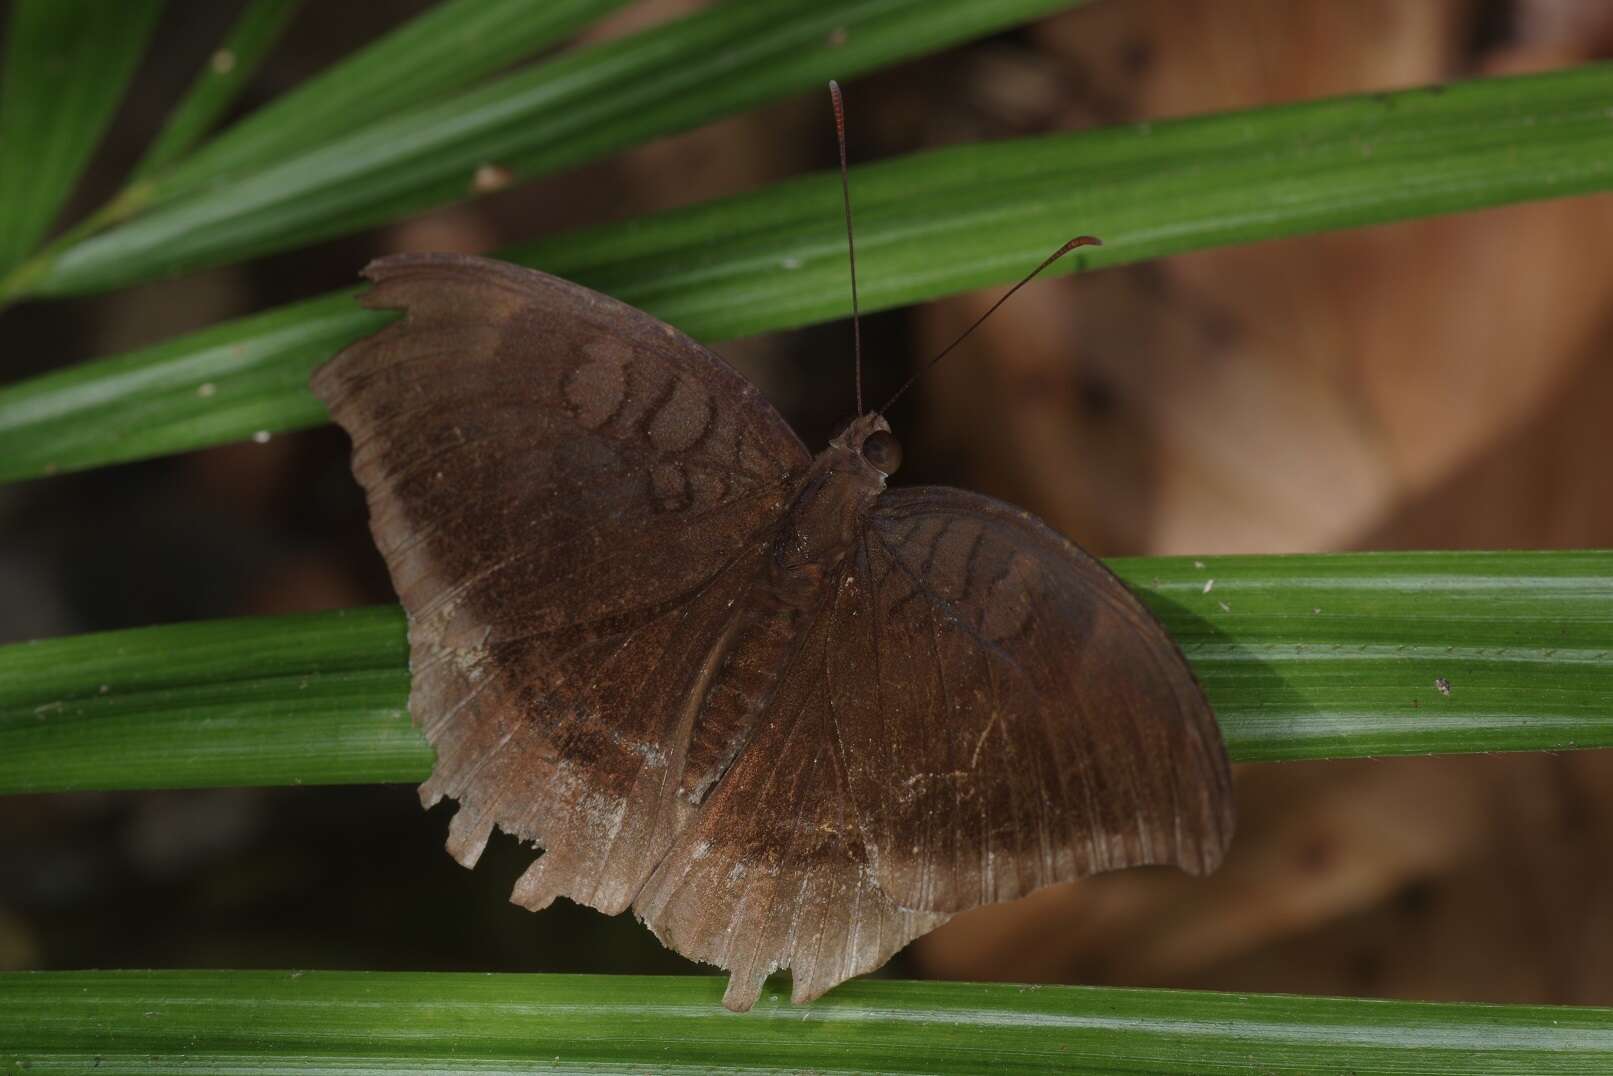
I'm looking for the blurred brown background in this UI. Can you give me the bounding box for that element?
[3,0,1612,1004]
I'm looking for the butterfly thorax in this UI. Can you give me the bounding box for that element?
[669,419,894,803]
[762,414,893,610]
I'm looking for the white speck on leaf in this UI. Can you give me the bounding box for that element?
[471,163,514,193]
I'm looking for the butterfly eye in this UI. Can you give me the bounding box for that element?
[861,429,902,475]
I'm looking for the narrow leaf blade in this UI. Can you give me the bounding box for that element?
[2,65,1608,483]
[1,552,1607,794]
[6,0,1084,299]
[126,0,305,183]
[0,0,164,272]
[3,971,1612,1074]
[132,0,632,194]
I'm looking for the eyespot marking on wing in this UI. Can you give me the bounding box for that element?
[650,462,693,513]
[648,376,717,454]
[564,340,629,429]
[981,551,1038,643]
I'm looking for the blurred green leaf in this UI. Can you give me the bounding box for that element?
[1126,550,1613,762]
[0,291,383,479]
[2,552,1608,794]
[0,605,414,793]
[126,0,305,183]
[518,62,1613,343]
[4,0,1083,299]
[3,65,1610,483]
[0,0,164,273]
[4,971,1613,1074]
[125,0,630,195]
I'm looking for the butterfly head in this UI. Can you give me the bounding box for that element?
[830,412,902,479]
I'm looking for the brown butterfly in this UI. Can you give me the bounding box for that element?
[311,85,1233,1012]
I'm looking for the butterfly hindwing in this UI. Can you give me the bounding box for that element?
[835,486,1234,913]
[633,591,949,1011]
[633,486,1232,1008]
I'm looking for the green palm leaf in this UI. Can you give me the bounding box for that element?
[0,0,1083,300]
[0,0,164,273]
[3,551,1608,794]
[2,65,1608,483]
[4,971,1611,1074]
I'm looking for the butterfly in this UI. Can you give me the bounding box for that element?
[310,85,1233,1013]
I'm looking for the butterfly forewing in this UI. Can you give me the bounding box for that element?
[311,254,810,915]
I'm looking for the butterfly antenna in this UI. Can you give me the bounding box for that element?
[829,80,863,415]
[878,235,1103,415]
